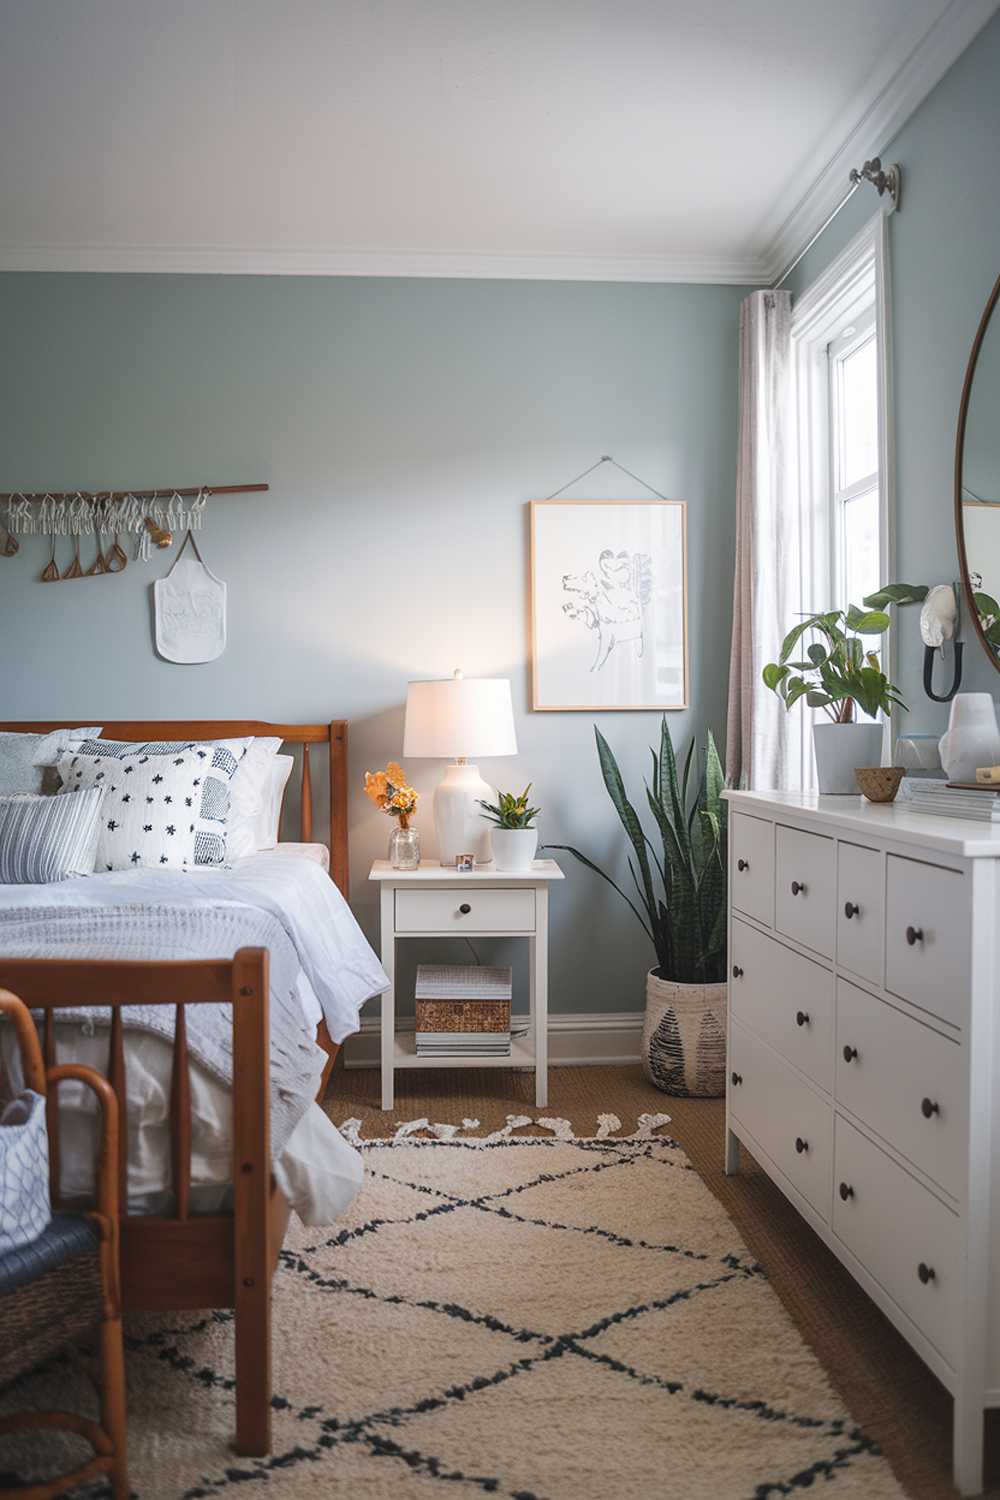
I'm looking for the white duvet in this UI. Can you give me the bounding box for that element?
[0,846,389,1224]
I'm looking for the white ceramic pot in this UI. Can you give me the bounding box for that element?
[813,721,883,794]
[490,827,539,871]
[938,693,1000,782]
[642,971,727,1097]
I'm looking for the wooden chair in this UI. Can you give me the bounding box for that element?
[0,993,127,1500]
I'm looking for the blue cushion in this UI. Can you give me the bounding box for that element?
[0,1213,98,1294]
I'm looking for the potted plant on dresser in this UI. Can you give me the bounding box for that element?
[762,585,926,793]
[549,719,728,1097]
[477,785,541,871]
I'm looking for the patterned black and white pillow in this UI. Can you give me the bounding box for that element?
[54,739,251,871]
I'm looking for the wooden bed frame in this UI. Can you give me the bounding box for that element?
[0,720,350,1458]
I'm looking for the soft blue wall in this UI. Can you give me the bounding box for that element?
[786,10,1000,731]
[0,273,745,1020]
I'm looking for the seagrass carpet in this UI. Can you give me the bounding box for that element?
[2,1112,907,1499]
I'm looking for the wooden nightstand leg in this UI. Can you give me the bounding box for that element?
[380,885,395,1111]
[533,889,548,1108]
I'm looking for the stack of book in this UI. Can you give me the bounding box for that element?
[908,781,1000,823]
[415,964,513,1058]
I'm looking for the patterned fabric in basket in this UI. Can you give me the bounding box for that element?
[0,1088,51,1253]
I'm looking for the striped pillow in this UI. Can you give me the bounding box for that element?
[0,788,105,884]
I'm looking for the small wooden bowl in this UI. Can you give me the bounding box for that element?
[855,766,905,803]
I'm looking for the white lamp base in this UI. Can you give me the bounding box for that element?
[434,762,495,866]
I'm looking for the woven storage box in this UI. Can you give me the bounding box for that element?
[415,965,512,1034]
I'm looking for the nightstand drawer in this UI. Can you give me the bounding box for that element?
[395,887,536,933]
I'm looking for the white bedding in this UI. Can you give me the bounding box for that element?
[0,845,389,1223]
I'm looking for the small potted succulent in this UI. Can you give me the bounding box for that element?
[478,785,540,871]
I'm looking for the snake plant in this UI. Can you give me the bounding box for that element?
[548,718,727,985]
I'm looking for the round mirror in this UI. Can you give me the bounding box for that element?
[957,273,1000,666]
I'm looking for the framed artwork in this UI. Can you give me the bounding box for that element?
[530,498,688,711]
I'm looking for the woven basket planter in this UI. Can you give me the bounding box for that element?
[642,971,727,1097]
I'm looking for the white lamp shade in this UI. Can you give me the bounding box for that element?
[403,673,518,760]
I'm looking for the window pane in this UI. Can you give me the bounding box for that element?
[840,335,878,488]
[843,486,880,607]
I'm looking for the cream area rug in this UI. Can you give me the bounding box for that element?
[3,1114,908,1499]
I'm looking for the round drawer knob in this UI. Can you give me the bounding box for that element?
[839,1181,854,1201]
[731,1071,743,1087]
[842,1045,858,1063]
[795,1136,808,1155]
[458,903,472,915]
[790,880,806,896]
[795,1010,810,1028]
[731,964,744,979]
[906,925,924,947]
[737,858,749,872]
[844,901,860,919]
[917,1261,936,1285]
[921,1097,941,1119]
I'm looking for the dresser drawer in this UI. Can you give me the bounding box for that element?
[833,1115,959,1366]
[731,813,774,926]
[730,920,833,1090]
[836,842,883,986]
[836,979,963,1197]
[395,887,536,933]
[775,825,835,958]
[885,856,970,1027]
[729,1021,832,1220]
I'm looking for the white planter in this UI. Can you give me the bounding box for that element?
[813,721,883,794]
[490,827,539,871]
[642,971,726,1097]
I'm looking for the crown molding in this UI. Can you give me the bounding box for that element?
[0,242,768,284]
[758,0,1000,284]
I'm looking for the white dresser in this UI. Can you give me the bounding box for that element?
[723,790,1000,1497]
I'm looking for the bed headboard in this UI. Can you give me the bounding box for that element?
[0,720,349,897]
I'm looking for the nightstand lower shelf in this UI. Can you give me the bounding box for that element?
[393,1034,536,1069]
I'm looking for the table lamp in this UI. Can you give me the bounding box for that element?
[403,670,518,865]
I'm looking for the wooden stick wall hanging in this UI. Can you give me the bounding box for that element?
[0,483,268,581]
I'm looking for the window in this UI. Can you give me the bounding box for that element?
[786,213,893,787]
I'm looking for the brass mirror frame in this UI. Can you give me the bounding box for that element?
[955,270,1000,671]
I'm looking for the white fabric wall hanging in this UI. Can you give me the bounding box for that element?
[154,530,227,663]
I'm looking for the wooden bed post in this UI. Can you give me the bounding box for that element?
[231,947,272,1457]
[329,720,349,898]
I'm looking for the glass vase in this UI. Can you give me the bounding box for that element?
[389,822,420,870]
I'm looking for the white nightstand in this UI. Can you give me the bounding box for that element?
[368,859,564,1110]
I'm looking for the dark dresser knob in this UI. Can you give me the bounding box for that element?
[921,1097,941,1119]
[790,880,806,896]
[844,901,860,919]
[843,1045,858,1063]
[906,925,924,947]
[731,1071,743,1087]
[839,1181,854,1201]
[732,964,744,979]
[795,1136,808,1154]
[458,903,471,915]
[737,858,749,872]
[795,1010,809,1028]
[917,1262,936,1285]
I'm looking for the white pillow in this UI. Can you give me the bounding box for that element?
[56,739,249,870]
[225,737,283,858]
[253,754,295,851]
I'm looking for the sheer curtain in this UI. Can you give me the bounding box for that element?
[725,288,809,791]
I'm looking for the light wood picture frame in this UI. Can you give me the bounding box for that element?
[530,498,689,711]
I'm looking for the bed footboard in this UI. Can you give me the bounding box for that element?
[0,948,275,1457]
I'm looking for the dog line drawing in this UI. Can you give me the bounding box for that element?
[561,548,653,671]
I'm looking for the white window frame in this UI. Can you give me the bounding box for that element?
[790,213,894,771]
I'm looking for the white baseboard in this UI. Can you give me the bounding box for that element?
[343,1009,644,1069]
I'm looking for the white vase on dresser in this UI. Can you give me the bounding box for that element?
[723,789,1000,1497]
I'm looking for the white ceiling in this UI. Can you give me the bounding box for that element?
[0,0,996,282]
